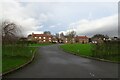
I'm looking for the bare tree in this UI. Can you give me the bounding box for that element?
[66,30,76,43]
[2,20,20,44]
[60,32,64,39]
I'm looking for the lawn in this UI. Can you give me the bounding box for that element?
[2,43,52,74]
[2,56,29,73]
[60,43,93,56]
[2,45,36,73]
[60,43,119,63]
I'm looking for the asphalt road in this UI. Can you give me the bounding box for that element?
[3,44,119,78]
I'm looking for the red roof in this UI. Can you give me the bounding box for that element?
[32,34,52,37]
[76,36,88,39]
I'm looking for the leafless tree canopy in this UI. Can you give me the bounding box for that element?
[2,20,20,44]
[67,31,76,38]
[66,30,76,43]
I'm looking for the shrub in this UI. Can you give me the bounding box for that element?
[92,41,119,61]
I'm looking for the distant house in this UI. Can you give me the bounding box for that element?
[63,36,69,43]
[28,33,53,43]
[52,35,58,43]
[112,37,119,41]
[91,38,98,44]
[61,36,75,44]
[76,36,89,44]
[19,37,28,41]
[28,34,33,41]
[92,38,104,44]
[27,33,90,44]
[58,35,88,44]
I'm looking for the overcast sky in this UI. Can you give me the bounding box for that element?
[0,0,119,37]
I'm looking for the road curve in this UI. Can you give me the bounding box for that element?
[3,44,118,78]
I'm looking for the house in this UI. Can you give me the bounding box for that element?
[28,34,33,41]
[59,35,88,44]
[28,33,53,43]
[92,38,104,44]
[52,35,58,43]
[27,32,90,44]
[19,37,28,41]
[91,38,98,44]
[61,36,75,44]
[76,36,89,44]
[112,37,119,41]
[63,36,69,43]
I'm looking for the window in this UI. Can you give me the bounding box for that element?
[43,37,46,39]
[49,37,51,39]
[39,37,41,39]
[43,40,46,42]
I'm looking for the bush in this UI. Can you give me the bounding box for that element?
[92,41,119,61]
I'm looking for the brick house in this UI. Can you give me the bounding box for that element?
[76,36,89,43]
[28,33,53,43]
[27,32,89,44]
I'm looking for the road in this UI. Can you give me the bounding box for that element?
[3,44,118,78]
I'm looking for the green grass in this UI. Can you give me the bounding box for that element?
[2,45,36,73]
[2,43,53,73]
[2,46,35,57]
[60,43,119,63]
[60,43,93,56]
[2,56,29,73]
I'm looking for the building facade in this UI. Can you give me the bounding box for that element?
[63,36,75,44]
[76,36,89,43]
[28,33,89,44]
[28,33,53,43]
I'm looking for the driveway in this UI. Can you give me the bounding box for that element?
[3,44,118,78]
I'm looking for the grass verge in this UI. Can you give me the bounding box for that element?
[2,43,52,74]
[60,43,119,63]
[2,46,36,73]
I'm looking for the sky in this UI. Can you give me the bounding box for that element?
[0,0,119,37]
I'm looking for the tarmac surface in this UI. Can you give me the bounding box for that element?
[3,44,119,78]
